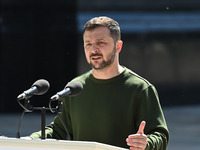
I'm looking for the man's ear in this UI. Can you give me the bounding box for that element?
[116,40,123,53]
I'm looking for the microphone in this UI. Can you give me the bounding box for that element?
[50,81,83,101]
[17,79,50,100]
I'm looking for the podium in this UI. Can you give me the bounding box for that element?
[0,137,128,150]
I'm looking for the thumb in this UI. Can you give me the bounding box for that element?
[137,121,146,134]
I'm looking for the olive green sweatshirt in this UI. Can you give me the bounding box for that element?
[30,67,169,149]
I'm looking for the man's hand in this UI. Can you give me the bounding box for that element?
[126,121,147,150]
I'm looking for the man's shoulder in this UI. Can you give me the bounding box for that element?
[71,70,92,84]
[124,67,152,87]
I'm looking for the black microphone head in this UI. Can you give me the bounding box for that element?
[32,79,50,95]
[65,81,83,96]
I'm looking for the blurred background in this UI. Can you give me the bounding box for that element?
[0,0,200,150]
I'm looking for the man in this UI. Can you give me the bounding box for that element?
[30,16,169,150]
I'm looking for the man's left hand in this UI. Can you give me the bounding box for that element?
[126,121,147,150]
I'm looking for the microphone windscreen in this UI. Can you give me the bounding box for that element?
[65,81,83,96]
[32,79,50,95]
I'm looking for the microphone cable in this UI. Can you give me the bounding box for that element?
[57,113,71,140]
[49,99,71,140]
[16,110,26,138]
[16,98,33,138]
[17,98,33,113]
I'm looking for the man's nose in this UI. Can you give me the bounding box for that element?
[91,44,99,53]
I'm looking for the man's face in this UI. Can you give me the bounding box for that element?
[83,26,117,70]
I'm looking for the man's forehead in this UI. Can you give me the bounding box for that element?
[84,28,111,40]
[84,26,110,35]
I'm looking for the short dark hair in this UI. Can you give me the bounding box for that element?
[83,16,121,42]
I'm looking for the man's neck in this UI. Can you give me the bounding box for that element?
[92,65,124,79]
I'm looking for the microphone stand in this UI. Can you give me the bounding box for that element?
[32,106,49,140]
[17,97,70,140]
[17,98,56,140]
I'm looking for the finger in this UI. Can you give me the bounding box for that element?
[127,138,147,145]
[128,140,147,150]
[137,121,146,134]
[130,146,144,150]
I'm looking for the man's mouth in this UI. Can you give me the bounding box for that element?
[90,54,102,60]
[91,56,101,60]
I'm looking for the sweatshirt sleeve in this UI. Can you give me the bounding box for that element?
[135,85,169,150]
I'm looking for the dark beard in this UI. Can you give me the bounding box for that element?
[90,48,116,70]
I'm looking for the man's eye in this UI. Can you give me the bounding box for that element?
[99,42,105,46]
[86,43,92,47]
